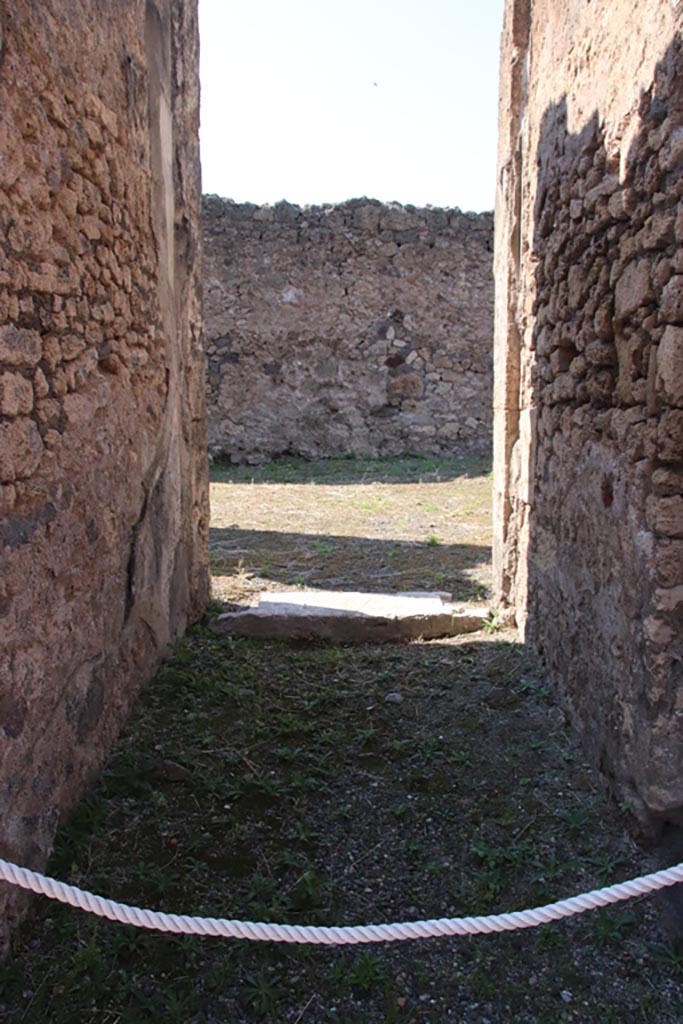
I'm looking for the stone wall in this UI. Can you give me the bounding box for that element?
[495,0,683,829]
[0,0,209,948]
[203,197,493,462]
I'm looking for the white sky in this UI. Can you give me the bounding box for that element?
[198,0,504,212]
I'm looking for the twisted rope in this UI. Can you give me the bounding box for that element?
[1,857,682,944]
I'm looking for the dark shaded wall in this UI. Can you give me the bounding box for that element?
[0,0,209,949]
[203,197,493,462]
[494,0,683,829]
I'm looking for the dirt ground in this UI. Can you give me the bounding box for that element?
[1,456,682,1023]
[210,455,492,604]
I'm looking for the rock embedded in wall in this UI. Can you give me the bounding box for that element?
[202,197,493,462]
[0,0,209,951]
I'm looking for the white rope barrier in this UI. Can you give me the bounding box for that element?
[1,857,682,945]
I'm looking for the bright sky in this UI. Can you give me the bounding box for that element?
[198,1,504,212]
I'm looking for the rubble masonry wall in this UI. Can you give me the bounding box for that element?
[203,197,493,462]
[494,0,683,827]
[0,0,209,948]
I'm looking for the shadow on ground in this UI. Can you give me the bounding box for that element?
[209,527,491,602]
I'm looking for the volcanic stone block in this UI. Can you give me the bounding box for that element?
[212,590,489,643]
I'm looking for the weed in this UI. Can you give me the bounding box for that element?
[355,725,377,746]
[334,953,388,993]
[515,675,551,701]
[390,801,413,820]
[537,926,565,951]
[313,540,336,555]
[404,837,424,864]
[449,749,474,768]
[649,941,683,976]
[51,794,107,874]
[593,908,637,945]
[587,851,627,884]
[203,595,226,619]
[531,850,570,898]
[483,609,502,633]
[242,971,285,1015]
[557,807,590,839]
[388,738,412,756]
[417,736,445,762]
[469,954,497,998]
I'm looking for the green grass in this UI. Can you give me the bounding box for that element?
[2,456,680,1023]
[1,620,681,1023]
[209,453,492,486]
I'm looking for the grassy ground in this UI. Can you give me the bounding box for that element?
[209,454,492,603]
[1,456,682,1023]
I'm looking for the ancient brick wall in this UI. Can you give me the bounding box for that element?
[0,0,209,948]
[495,0,683,828]
[203,197,493,462]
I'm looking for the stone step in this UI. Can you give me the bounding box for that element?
[211,590,489,643]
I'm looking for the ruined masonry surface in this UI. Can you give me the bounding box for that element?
[0,0,209,950]
[495,0,683,827]
[203,197,493,462]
